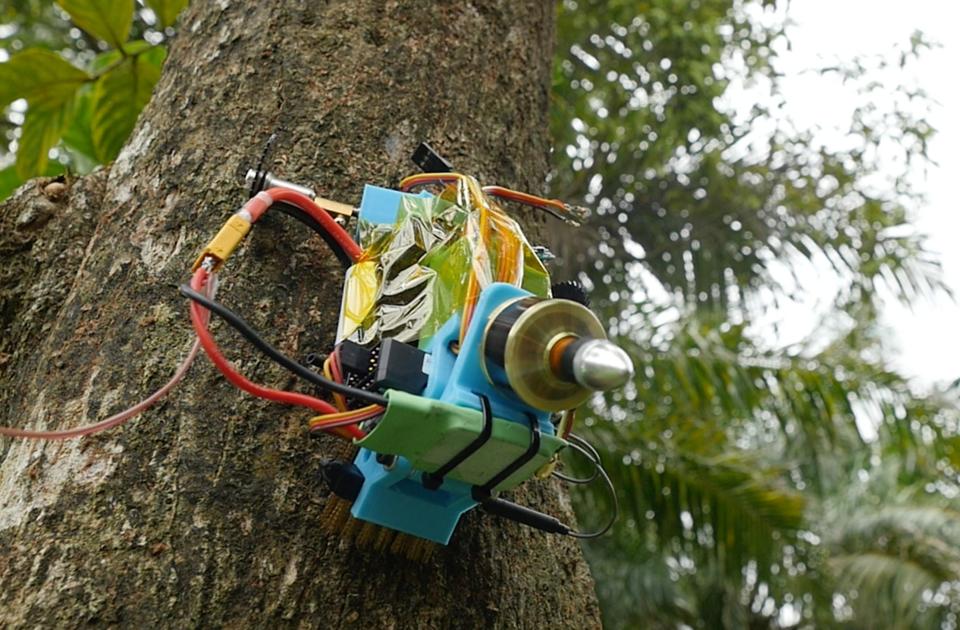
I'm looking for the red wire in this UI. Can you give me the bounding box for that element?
[398,174,461,192]
[263,188,363,262]
[189,268,365,440]
[329,346,350,411]
[0,340,204,440]
[187,188,365,438]
[309,409,384,431]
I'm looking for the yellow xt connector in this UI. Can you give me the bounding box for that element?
[192,214,252,271]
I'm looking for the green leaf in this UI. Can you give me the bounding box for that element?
[0,50,88,180]
[90,48,164,162]
[145,0,188,29]
[0,165,22,201]
[56,0,133,50]
[16,99,73,179]
[137,45,168,71]
[90,39,156,73]
[0,49,90,109]
[61,85,98,172]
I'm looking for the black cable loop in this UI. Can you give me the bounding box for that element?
[179,285,388,406]
[552,439,601,485]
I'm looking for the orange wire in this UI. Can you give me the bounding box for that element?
[482,185,568,214]
[323,355,349,412]
[398,173,463,192]
[399,174,526,344]
[308,405,383,431]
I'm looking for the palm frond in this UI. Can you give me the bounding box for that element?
[581,536,697,630]
[829,552,953,630]
[577,428,805,581]
[821,492,960,629]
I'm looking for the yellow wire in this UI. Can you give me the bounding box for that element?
[399,173,523,344]
[308,357,373,438]
[398,173,462,190]
[308,404,382,428]
[323,355,349,412]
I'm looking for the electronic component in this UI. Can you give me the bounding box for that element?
[337,340,373,373]
[551,279,590,306]
[411,142,453,173]
[4,142,632,559]
[373,338,428,394]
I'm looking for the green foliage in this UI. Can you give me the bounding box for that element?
[552,0,960,627]
[0,0,188,198]
[1,1,76,52]
[55,0,133,49]
[60,85,97,171]
[552,0,941,316]
[817,468,960,629]
[91,45,166,161]
[0,165,22,200]
[0,49,89,108]
[0,48,89,177]
[18,91,74,178]
[145,0,189,30]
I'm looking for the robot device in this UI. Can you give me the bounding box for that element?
[1,142,633,558]
[198,145,633,556]
[312,166,634,551]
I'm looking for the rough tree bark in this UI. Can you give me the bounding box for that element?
[0,1,601,627]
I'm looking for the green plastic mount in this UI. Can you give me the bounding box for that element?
[356,390,565,492]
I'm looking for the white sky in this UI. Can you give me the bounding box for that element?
[763,0,960,387]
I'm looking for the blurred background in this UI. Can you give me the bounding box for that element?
[550,1,960,628]
[3,1,959,627]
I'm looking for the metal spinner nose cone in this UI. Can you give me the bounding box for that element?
[572,339,635,391]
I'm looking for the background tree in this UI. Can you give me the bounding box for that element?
[0,1,602,627]
[550,0,960,628]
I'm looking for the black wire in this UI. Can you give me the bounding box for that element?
[248,133,277,197]
[556,433,620,539]
[568,433,602,463]
[245,134,350,266]
[552,439,600,485]
[484,434,618,539]
[567,458,619,539]
[272,201,352,268]
[179,284,388,407]
[483,192,570,223]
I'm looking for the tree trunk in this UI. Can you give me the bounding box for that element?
[0,1,601,627]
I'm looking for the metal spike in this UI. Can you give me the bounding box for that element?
[390,532,413,556]
[321,495,353,533]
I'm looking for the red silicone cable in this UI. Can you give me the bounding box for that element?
[189,268,365,439]
[0,278,219,440]
[264,188,363,262]
[0,339,203,440]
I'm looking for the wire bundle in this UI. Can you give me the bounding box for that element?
[0,187,382,441]
[183,188,385,440]
[0,174,621,542]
